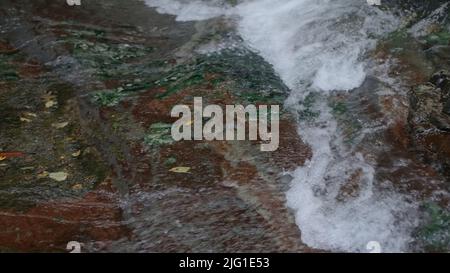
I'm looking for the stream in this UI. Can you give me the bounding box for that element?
[144,0,450,252]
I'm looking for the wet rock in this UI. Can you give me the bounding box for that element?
[409,72,450,179]
[443,99,450,116]
[0,0,312,252]
[430,70,450,93]
[409,82,450,132]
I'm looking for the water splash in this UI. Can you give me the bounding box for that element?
[144,0,420,252]
[144,0,232,21]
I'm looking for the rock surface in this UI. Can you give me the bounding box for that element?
[0,0,312,252]
[1,0,450,253]
[409,71,450,182]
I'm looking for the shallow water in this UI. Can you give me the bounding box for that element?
[144,0,450,252]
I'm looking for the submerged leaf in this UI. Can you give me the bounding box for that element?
[45,100,57,108]
[37,171,49,179]
[24,112,37,118]
[0,151,25,159]
[49,171,68,181]
[20,117,32,123]
[52,121,69,129]
[169,167,191,173]
[72,183,83,190]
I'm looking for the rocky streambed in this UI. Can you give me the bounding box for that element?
[0,0,449,253]
[0,0,311,252]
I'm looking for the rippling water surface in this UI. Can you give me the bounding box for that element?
[144,0,447,252]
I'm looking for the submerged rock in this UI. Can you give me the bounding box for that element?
[409,70,450,179]
[0,0,312,252]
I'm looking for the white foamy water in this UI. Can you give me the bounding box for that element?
[287,99,418,252]
[144,0,419,252]
[145,0,233,21]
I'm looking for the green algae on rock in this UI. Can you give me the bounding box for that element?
[154,49,288,104]
[416,203,450,252]
[144,123,175,148]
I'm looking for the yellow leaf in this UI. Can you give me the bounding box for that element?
[169,167,191,173]
[72,184,83,190]
[37,171,49,179]
[52,121,69,129]
[49,171,68,181]
[0,156,6,161]
[42,92,56,107]
[41,92,56,101]
[24,112,37,118]
[45,100,57,108]
[72,150,81,157]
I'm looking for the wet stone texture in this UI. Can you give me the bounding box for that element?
[368,7,450,251]
[0,0,312,252]
[409,71,450,184]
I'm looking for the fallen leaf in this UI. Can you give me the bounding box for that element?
[72,150,81,157]
[0,152,25,159]
[169,167,191,173]
[0,163,7,167]
[72,184,83,190]
[24,112,37,118]
[45,100,57,108]
[0,156,6,161]
[49,171,68,182]
[20,166,35,171]
[20,117,32,123]
[37,171,49,179]
[52,121,69,129]
[42,92,57,108]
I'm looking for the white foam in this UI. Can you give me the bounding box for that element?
[236,0,373,91]
[408,2,450,38]
[144,0,419,252]
[288,101,418,252]
[144,0,231,21]
[146,0,398,91]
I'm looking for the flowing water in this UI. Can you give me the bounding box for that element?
[143,0,447,252]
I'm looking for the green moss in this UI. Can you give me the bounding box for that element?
[0,56,20,81]
[144,123,174,148]
[92,90,124,107]
[298,93,320,121]
[385,29,410,48]
[60,26,158,88]
[425,30,450,46]
[70,29,154,66]
[156,72,205,99]
[164,156,177,166]
[329,99,362,144]
[418,203,450,252]
[154,49,288,103]
[226,0,239,6]
[331,101,348,116]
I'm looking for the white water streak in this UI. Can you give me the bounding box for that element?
[144,0,418,252]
